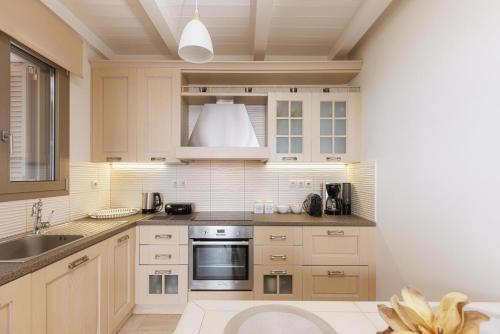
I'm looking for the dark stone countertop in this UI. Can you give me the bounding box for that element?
[0,211,374,287]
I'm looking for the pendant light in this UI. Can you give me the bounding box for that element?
[178,0,214,63]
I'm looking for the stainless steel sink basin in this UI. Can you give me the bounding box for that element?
[0,234,84,262]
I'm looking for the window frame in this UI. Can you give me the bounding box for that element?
[0,32,69,202]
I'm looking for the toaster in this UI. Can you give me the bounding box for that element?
[165,203,192,215]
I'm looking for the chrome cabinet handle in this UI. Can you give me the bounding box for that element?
[270,254,287,260]
[68,255,89,270]
[327,230,344,236]
[150,157,166,161]
[326,156,342,161]
[269,235,286,240]
[327,270,345,277]
[117,235,129,244]
[155,234,172,240]
[282,156,298,161]
[106,156,122,162]
[155,254,172,260]
[154,270,172,275]
[1,130,12,154]
[270,270,288,275]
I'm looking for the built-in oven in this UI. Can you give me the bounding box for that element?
[189,225,253,291]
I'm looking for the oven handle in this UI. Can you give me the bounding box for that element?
[191,241,250,246]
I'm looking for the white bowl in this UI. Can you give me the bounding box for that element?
[290,205,302,214]
[277,205,289,214]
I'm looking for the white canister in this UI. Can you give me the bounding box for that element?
[264,200,274,214]
[254,201,264,214]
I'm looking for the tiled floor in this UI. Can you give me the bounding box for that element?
[118,314,181,334]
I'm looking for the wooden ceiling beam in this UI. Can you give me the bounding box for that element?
[328,0,392,60]
[139,0,179,59]
[251,0,274,61]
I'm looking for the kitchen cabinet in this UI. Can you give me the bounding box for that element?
[254,226,303,246]
[302,266,369,301]
[92,67,138,162]
[137,68,181,162]
[108,228,135,333]
[0,274,31,334]
[254,245,303,265]
[311,91,362,162]
[268,93,312,162]
[139,244,188,265]
[31,241,108,334]
[136,265,187,307]
[254,265,302,300]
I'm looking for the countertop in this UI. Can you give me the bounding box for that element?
[0,211,374,287]
[173,300,500,334]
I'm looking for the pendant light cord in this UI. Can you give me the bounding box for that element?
[194,0,199,19]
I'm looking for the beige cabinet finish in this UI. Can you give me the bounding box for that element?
[0,274,31,334]
[139,225,188,245]
[303,227,373,265]
[137,68,181,162]
[302,266,369,301]
[108,228,135,334]
[139,244,188,265]
[254,226,302,246]
[254,265,302,300]
[31,241,108,334]
[254,245,303,265]
[268,93,312,162]
[92,67,138,162]
[311,92,362,163]
[136,265,188,305]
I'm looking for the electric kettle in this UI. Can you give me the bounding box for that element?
[141,192,163,213]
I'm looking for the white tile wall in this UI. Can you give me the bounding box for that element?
[348,161,377,221]
[0,161,110,239]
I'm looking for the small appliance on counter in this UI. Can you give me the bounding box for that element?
[165,203,193,215]
[323,182,351,215]
[141,192,163,213]
[303,193,323,217]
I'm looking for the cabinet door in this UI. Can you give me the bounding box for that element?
[92,67,138,162]
[0,275,31,334]
[303,266,369,301]
[32,242,108,334]
[137,68,181,162]
[311,92,362,162]
[108,228,135,333]
[254,265,302,300]
[136,265,187,306]
[268,93,311,162]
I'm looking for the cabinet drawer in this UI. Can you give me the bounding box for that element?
[139,245,188,265]
[254,246,303,265]
[303,227,373,265]
[302,266,369,301]
[139,226,188,245]
[254,265,302,300]
[254,226,302,246]
[136,265,188,305]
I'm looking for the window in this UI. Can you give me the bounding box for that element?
[0,32,69,201]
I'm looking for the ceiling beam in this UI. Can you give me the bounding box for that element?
[251,0,274,61]
[40,0,115,59]
[328,0,392,60]
[139,0,179,59]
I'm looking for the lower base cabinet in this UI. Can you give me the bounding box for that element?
[302,266,369,301]
[254,265,302,300]
[136,265,188,306]
[0,274,31,334]
[31,241,109,334]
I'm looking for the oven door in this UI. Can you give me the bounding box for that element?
[189,240,253,291]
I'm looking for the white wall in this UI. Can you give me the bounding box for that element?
[351,0,500,300]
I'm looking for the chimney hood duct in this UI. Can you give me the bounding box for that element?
[189,103,259,147]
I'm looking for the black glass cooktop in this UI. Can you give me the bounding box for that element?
[193,211,252,222]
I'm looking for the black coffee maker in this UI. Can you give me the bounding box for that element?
[323,183,351,215]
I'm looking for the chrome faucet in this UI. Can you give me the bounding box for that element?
[31,199,53,234]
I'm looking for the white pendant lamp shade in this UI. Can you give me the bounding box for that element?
[178,9,214,64]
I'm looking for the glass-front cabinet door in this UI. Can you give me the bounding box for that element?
[137,265,187,305]
[254,265,302,300]
[311,92,362,162]
[268,93,311,162]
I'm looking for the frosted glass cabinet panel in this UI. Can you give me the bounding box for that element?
[268,93,311,162]
[311,92,362,163]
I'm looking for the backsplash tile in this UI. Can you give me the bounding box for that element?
[348,161,377,221]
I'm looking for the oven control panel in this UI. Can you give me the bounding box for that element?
[189,225,253,239]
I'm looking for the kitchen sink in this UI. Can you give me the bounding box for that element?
[0,234,84,262]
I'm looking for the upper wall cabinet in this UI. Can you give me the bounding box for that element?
[92,66,180,163]
[92,68,138,162]
[268,93,312,162]
[311,91,362,163]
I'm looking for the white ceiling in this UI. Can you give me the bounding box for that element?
[46,0,391,61]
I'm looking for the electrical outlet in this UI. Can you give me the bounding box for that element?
[90,180,98,190]
[305,179,312,188]
[180,180,187,188]
[297,180,305,188]
[289,180,297,188]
